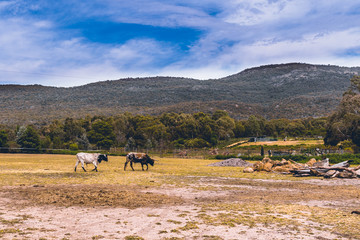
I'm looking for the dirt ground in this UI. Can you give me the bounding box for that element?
[1,177,360,240]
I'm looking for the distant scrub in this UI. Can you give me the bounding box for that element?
[215,154,360,165]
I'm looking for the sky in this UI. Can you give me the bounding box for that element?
[1,0,360,87]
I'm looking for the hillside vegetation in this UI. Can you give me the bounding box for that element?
[1,63,359,124]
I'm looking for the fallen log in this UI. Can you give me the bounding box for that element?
[331,160,353,168]
[324,170,339,178]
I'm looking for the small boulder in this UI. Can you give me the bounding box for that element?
[272,165,291,173]
[243,167,254,173]
[280,159,289,165]
[262,158,273,164]
[252,162,261,171]
[263,162,273,172]
[273,160,281,166]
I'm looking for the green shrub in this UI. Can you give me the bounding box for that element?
[69,143,79,151]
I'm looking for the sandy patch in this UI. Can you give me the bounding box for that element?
[0,179,358,239]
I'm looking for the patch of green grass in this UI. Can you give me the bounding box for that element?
[124,235,144,240]
[167,219,182,224]
[1,218,23,225]
[147,214,160,217]
[179,221,199,231]
[91,235,104,240]
[202,236,224,240]
[177,213,187,217]
[0,228,22,236]
[161,237,185,240]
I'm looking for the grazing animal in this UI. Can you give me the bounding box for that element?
[124,152,155,171]
[74,152,108,172]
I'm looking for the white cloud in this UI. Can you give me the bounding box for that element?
[1,0,360,86]
[0,1,15,10]
[210,28,360,69]
[224,0,310,26]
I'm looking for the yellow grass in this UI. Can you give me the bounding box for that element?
[1,154,360,239]
[0,153,296,186]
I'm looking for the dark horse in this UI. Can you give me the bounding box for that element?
[124,152,155,171]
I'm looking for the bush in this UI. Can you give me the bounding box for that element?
[69,143,79,151]
[184,138,211,148]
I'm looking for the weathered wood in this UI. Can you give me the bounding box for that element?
[291,159,360,178]
[337,170,356,178]
[324,170,339,178]
[310,168,325,176]
[290,169,311,174]
[331,160,353,168]
[356,169,360,177]
[313,158,330,168]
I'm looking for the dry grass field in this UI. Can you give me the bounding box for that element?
[0,154,359,240]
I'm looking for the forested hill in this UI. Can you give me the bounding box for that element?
[1,63,359,124]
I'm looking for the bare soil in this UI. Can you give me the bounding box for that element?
[0,177,359,240]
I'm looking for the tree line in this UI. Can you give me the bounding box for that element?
[0,111,327,151]
[3,76,360,153]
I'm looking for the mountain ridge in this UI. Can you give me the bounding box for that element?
[1,63,359,125]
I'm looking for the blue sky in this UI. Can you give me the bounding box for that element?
[1,0,360,87]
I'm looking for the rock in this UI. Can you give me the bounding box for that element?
[262,158,273,164]
[243,167,254,173]
[280,159,289,165]
[272,166,291,172]
[263,162,273,172]
[253,162,264,171]
[273,160,281,166]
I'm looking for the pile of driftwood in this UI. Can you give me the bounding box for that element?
[244,157,360,179]
[291,160,360,178]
